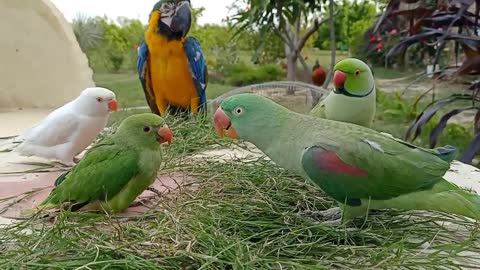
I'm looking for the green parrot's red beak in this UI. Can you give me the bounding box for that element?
[333,70,347,89]
[213,107,239,139]
[157,124,173,144]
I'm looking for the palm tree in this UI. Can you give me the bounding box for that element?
[71,13,104,53]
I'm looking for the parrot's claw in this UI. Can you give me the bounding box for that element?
[57,160,75,167]
[300,207,342,221]
[147,187,163,197]
[320,218,343,226]
[73,157,81,164]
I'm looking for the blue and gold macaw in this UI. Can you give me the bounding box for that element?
[137,0,207,116]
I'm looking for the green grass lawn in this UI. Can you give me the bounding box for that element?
[94,73,234,109]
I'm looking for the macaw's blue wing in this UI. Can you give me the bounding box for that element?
[184,36,208,112]
[136,38,160,115]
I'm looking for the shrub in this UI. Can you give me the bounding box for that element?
[226,64,285,86]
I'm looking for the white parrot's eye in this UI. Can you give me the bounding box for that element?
[233,107,244,116]
[143,126,151,132]
[96,97,103,102]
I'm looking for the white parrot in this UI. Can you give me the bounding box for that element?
[14,87,118,165]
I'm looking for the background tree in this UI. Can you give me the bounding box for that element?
[71,14,104,54]
[324,0,336,88]
[230,0,329,83]
[314,0,377,54]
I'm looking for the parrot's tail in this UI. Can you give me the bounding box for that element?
[433,145,457,162]
[382,179,480,220]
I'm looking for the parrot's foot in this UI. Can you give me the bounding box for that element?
[147,187,163,197]
[56,159,75,167]
[73,156,81,164]
[301,207,342,221]
[320,218,343,226]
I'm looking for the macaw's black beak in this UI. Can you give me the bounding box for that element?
[170,1,191,37]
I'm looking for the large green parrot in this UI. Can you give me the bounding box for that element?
[310,58,376,128]
[38,113,173,213]
[213,94,480,223]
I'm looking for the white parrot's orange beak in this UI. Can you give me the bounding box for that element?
[108,99,118,112]
[157,124,173,145]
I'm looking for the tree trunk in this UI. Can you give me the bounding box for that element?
[287,53,297,81]
[286,52,297,94]
[323,0,336,88]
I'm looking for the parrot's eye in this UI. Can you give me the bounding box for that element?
[143,126,151,132]
[354,70,360,76]
[96,97,103,102]
[233,107,244,116]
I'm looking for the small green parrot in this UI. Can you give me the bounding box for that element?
[38,113,173,213]
[310,58,376,128]
[213,94,480,223]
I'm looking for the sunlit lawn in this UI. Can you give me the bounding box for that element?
[93,73,233,109]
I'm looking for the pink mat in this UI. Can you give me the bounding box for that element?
[0,171,192,218]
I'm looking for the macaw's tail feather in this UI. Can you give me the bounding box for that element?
[382,179,480,220]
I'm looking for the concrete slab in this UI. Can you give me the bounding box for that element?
[0,108,51,137]
[0,171,195,221]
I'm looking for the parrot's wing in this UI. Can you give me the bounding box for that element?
[43,140,140,208]
[380,132,457,162]
[300,137,449,206]
[184,36,208,111]
[22,109,79,147]
[137,38,160,115]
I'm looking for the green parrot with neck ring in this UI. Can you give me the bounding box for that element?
[310,58,376,128]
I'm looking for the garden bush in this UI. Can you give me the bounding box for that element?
[226,64,285,86]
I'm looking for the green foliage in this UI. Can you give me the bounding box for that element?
[226,64,285,86]
[73,16,144,73]
[315,0,377,52]
[231,0,326,80]
[374,90,474,160]
[249,30,286,65]
[231,0,324,31]
[191,25,239,74]
[71,14,103,52]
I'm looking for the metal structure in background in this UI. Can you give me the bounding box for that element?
[210,81,330,113]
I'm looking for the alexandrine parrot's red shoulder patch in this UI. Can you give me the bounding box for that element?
[302,146,368,177]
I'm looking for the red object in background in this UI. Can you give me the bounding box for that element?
[369,36,378,43]
[279,62,288,70]
[390,28,398,35]
[311,60,326,86]
[376,41,384,50]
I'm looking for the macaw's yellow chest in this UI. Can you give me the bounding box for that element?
[146,34,197,110]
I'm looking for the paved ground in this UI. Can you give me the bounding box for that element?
[0,108,51,137]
